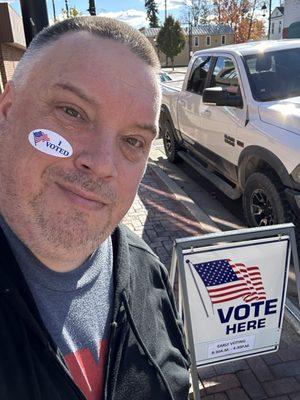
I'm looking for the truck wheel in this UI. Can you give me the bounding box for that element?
[162,120,181,163]
[243,172,289,227]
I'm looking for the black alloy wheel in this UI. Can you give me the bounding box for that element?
[162,120,181,163]
[243,172,289,227]
[250,188,275,226]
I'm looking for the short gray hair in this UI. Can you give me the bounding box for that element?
[13,16,160,87]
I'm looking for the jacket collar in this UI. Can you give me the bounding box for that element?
[0,227,52,348]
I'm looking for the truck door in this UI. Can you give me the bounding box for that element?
[199,55,246,175]
[177,55,212,145]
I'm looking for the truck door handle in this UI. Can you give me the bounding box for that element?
[201,109,211,117]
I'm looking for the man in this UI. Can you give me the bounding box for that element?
[0,17,189,400]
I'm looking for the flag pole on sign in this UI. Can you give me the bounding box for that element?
[186,260,209,318]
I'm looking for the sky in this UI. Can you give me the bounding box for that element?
[2,0,280,29]
[1,0,185,28]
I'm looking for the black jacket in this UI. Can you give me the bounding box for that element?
[0,224,190,400]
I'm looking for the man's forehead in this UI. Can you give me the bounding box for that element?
[32,32,159,93]
[38,31,145,69]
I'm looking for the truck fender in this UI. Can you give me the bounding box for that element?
[238,146,294,190]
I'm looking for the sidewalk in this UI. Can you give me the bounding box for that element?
[122,155,300,400]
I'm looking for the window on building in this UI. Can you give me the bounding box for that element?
[187,56,212,94]
[221,35,226,45]
[194,36,199,46]
[279,21,282,34]
[206,36,211,46]
[271,22,275,34]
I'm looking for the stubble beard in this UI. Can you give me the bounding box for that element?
[27,166,117,254]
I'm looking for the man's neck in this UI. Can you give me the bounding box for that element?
[0,215,97,272]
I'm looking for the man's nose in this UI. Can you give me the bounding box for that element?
[73,135,118,179]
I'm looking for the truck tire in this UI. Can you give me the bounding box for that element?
[162,120,181,163]
[243,172,289,227]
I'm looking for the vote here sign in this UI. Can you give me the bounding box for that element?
[182,235,290,366]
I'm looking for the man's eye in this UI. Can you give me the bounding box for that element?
[62,107,82,119]
[125,137,144,148]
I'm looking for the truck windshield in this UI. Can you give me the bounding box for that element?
[244,48,300,102]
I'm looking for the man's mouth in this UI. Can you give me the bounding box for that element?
[55,182,109,211]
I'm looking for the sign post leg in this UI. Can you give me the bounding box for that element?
[170,247,177,289]
[289,228,300,306]
[178,251,201,400]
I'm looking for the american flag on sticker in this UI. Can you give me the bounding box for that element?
[192,259,266,304]
[33,130,50,146]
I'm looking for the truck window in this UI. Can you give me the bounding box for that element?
[209,56,240,93]
[244,49,300,101]
[187,56,211,95]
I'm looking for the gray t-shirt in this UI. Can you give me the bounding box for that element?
[0,218,113,400]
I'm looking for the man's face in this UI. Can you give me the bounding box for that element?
[0,32,160,267]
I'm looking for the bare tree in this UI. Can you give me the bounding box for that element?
[182,0,213,27]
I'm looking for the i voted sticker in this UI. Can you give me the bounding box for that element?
[28,129,73,158]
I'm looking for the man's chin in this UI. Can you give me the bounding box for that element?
[32,209,113,251]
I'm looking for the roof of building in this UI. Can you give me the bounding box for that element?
[142,24,234,38]
[277,6,284,14]
[271,6,284,18]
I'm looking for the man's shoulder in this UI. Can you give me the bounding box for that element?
[118,223,159,259]
[113,224,170,276]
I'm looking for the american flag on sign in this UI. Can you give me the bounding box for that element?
[192,259,266,304]
[33,130,50,146]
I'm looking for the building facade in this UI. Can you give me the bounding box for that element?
[270,0,300,39]
[269,6,284,40]
[0,3,26,93]
[142,24,235,67]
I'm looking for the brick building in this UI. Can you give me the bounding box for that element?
[0,3,26,93]
[142,25,235,67]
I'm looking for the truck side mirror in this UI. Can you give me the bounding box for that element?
[203,87,243,108]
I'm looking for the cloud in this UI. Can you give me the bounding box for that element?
[98,9,148,29]
[156,0,186,11]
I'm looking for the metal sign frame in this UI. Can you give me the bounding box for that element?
[169,224,300,400]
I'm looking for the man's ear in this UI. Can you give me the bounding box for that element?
[0,81,14,120]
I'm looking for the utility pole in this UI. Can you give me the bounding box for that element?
[165,0,167,21]
[88,0,97,16]
[267,0,272,39]
[65,0,69,18]
[52,0,56,22]
[188,11,192,61]
[20,0,49,46]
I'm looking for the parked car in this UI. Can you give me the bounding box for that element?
[160,40,300,228]
[159,71,172,82]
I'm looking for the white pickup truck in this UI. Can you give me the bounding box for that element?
[160,40,300,228]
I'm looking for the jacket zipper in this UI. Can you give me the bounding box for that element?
[104,321,118,400]
[46,342,88,400]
